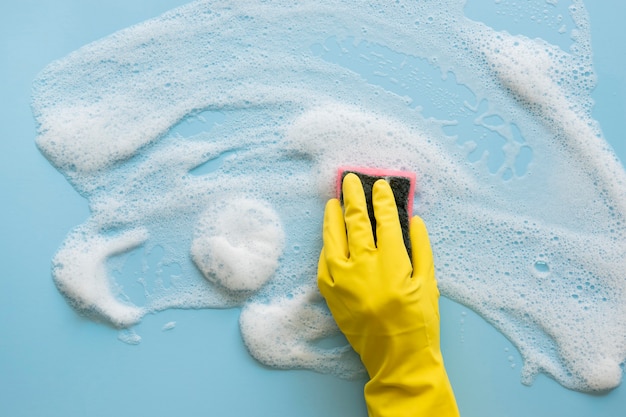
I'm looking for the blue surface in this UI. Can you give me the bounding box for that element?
[1,1,625,416]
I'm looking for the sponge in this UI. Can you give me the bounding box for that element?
[336,167,416,259]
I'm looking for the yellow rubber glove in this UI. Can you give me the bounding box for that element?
[318,173,459,417]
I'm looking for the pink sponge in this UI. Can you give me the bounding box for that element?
[336,167,416,257]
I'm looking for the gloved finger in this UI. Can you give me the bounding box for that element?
[342,173,376,254]
[317,248,334,297]
[322,198,349,265]
[409,215,435,280]
[372,179,405,253]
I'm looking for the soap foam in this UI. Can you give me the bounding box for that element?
[32,0,626,392]
[240,288,363,376]
[53,224,148,328]
[191,198,285,292]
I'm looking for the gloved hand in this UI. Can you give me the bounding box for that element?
[318,173,459,417]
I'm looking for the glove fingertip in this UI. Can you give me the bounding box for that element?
[323,198,350,259]
[409,215,429,244]
[409,215,435,276]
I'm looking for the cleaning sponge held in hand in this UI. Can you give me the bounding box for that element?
[336,167,416,259]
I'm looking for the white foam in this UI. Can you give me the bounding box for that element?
[32,0,626,391]
[240,288,363,376]
[118,329,142,345]
[53,224,148,328]
[191,198,285,292]
[162,321,176,331]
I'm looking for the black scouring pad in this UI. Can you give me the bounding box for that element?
[337,167,416,260]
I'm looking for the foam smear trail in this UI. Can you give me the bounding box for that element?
[32,0,626,392]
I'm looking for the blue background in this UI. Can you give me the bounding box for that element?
[1,1,624,416]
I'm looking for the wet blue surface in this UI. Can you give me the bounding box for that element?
[1,1,625,416]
